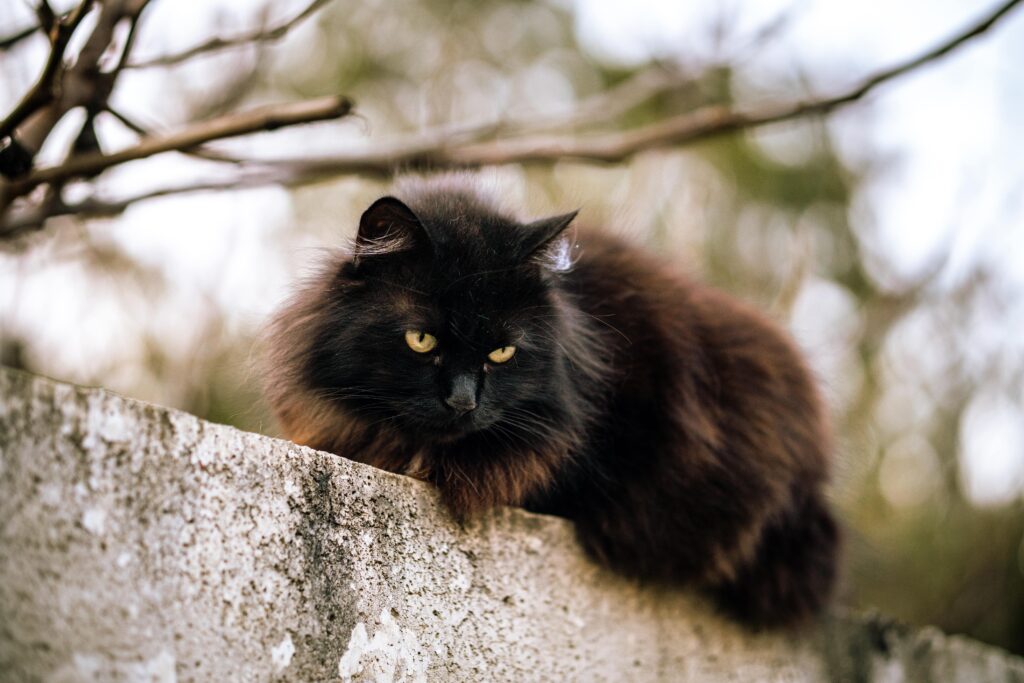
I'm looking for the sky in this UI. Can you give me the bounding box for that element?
[1,0,1022,504]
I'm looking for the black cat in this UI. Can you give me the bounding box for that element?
[264,175,840,627]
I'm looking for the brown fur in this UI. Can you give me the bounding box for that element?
[263,179,840,627]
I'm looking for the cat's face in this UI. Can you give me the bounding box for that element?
[304,194,577,443]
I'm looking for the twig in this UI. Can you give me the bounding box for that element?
[0,0,94,141]
[3,0,1022,236]
[105,107,252,164]
[34,1,58,34]
[111,2,148,74]
[271,0,1024,170]
[9,95,353,193]
[845,0,1024,98]
[0,1,79,50]
[0,25,38,51]
[0,13,61,52]
[128,0,333,69]
[450,0,1024,165]
[0,179,249,239]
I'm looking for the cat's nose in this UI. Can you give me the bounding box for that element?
[446,374,478,415]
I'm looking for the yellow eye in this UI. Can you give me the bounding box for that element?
[487,345,516,364]
[405,330,438,353]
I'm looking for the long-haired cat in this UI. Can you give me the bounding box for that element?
[264,176,840,627]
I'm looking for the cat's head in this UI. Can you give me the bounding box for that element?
[301,183,584,445]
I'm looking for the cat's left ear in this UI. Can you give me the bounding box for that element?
[353,196,429,267]
[518,210,579,270]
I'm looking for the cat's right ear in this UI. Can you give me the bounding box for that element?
[352,196,428,268]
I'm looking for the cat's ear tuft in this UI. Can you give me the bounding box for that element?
[354,196,427,266]
[520,210,579,271]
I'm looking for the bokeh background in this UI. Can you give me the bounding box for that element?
[2,0,1022,654]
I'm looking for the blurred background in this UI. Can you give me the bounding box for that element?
[1,0,1022,654]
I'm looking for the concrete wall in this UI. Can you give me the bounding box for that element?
[1,367,1022,682]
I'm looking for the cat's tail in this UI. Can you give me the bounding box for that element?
[709,487,841,628]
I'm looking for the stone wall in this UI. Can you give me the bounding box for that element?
[1,367,1022,682]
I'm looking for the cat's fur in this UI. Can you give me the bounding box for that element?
[264,176,840,627]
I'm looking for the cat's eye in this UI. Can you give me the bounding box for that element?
[487,345,516,364]
[405,330,438,353]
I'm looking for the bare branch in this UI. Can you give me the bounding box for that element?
[128,0,333,69]
[141,0,1012,178]
[9,95,353,194]
[111,2,149,75]
[846,0,1024,99]
[0,3,80,53]
[34,1,58,35]
[0,0,152,188]
[0,0,94,142]
[0,161,342,238]
[3,0,1021,237]
[0,162,348,237]
[0,25,40,52]
[0,180,244,239]
[263,0,1024,169]
[105,107,252,164]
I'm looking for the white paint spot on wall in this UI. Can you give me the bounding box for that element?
[138,650,177,683]
[49,652,102,682]
[116,552,132,568]
[82,399,132,450]
[189,444,214,468]
[271,633,295,672]
[338,622,369,678]
[525,536,544,554]
[82,508,106,535]
[99,410,131,443]
[337,610,429,683]
[39,483,63,507]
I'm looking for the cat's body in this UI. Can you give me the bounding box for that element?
[265,176,839,627]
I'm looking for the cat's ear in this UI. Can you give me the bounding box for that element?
[353,196,428,266]
[519,210,579,271]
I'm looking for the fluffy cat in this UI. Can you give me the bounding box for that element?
[264,176,840,627]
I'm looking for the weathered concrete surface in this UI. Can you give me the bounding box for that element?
[0,367,1022,682]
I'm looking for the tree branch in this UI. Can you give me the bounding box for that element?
[190,0,1024,174]
[0,2,80,51]
[845,0,1024,99]
[0,6,78,54]
[127,0,334,69]
[0,180,248,239]
[111,3,148,75]
[0,25,40,51]
[0,0,94,142]
[3,0,1021,237]
[105,107,252,164]
[6,95,352,197]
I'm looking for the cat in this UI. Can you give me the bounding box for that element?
[264,175,840,628]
